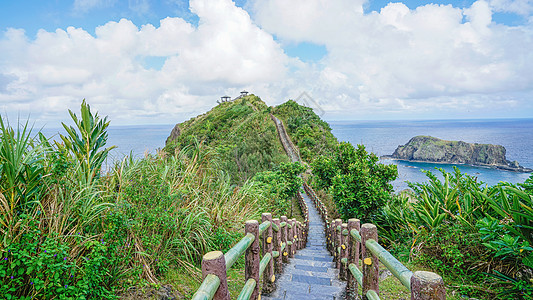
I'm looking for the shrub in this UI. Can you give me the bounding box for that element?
[312,142,397,221]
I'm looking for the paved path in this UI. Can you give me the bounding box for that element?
[262,191,345,300]
[271,115,300,162]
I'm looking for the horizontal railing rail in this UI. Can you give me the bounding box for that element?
[192,189,310,300]
[304,182,446,300]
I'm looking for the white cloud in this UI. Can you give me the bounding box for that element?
[250,0,533,118]
[488,0,533,16]
[1,0,533,125]
[0,0,288,125]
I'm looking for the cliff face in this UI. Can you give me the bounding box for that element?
[165,124,180,146]
[391,136,532,172]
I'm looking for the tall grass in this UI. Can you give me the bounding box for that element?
[1,100,300,298]
[376,167,533,298]
[0,118,46,247]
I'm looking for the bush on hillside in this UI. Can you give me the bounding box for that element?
[312,142,398,221]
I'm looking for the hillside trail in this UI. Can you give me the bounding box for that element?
[264,115,345,299]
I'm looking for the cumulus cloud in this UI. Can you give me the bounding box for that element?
[0,0,288,125]
[1,0,533,125]
[250,0,533,118]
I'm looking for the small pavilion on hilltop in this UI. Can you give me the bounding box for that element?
[220,95,231,102]
[240,90,248,97]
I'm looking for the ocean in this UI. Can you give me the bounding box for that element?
[329,118,533,190]
[41,118,533,190]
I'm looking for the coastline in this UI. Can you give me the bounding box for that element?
[381,156,533,173]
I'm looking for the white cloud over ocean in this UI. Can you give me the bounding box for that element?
[0,0,532,125]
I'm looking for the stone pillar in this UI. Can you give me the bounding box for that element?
[201,251,230,300]
[361,223,379,299]
[245,220,260,300]
[262,213,275,293]
[411,271,446,300]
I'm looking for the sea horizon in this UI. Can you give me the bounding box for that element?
[39,117,533,190]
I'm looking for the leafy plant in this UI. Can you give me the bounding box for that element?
[486,271,533,300]
[477,217,533,262]
[251,161,305,216]
[0,117,46,247]
[61,99,116,184]
[312,142,397,221]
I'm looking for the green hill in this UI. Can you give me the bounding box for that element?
[165,95,338,183]
[165,95,288,184]
[273,100,338,162]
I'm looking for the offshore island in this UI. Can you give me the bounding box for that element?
[387,135,533,172]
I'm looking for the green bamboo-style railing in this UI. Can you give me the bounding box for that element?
[191,190,310,300]
[303,182,446,300]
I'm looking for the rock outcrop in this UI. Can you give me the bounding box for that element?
[390,136,532,172]
[165,124,180,146]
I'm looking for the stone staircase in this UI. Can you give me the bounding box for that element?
[262,191,345,300]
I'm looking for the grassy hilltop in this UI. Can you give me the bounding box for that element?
[165,95,288,184]
[165,95,338,183]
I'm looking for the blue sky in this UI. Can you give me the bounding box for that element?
[1,0,532,125]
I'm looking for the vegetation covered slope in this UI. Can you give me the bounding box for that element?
[272,100,338,163]
[166,95,289,184]
[1,96,326,299]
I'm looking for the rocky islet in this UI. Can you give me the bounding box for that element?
[388,135,532,172]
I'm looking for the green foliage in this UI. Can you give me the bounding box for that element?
[407,167,489,231]
[38,133,73,186]
[251,162,305,216]
[486,271,533,299]
[482,184,533,246]
[0,117,45,219]
[0,216,123,299]
[379,167,533,298]
[166,95,289,184]
[0,97,326,298]
[477,217,533,262]
[61,99,116,184]
[519,173,533,194]
[273,100,337,162]
[312,142,397,220]
[412,221,491,297]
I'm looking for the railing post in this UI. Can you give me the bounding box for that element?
[299,221,303,250]
[340,223,348,280]
[201,251,230,300]
[411,271,446,300]
[361,223,379,299]
[335,219,342,268]
[280,216,288,263]
[245,220,260,300]
[346,218,360,300]
[326,220,333,255]
[300,221,307,249]
[273,218,282,273]
[262,213,275,293]
[295,221,300,250]
[288,219,295,258]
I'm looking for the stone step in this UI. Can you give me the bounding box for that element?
[264,281,344,300]
[262,188,345,300]
[294,265,329,273]
[294,254,333,262]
